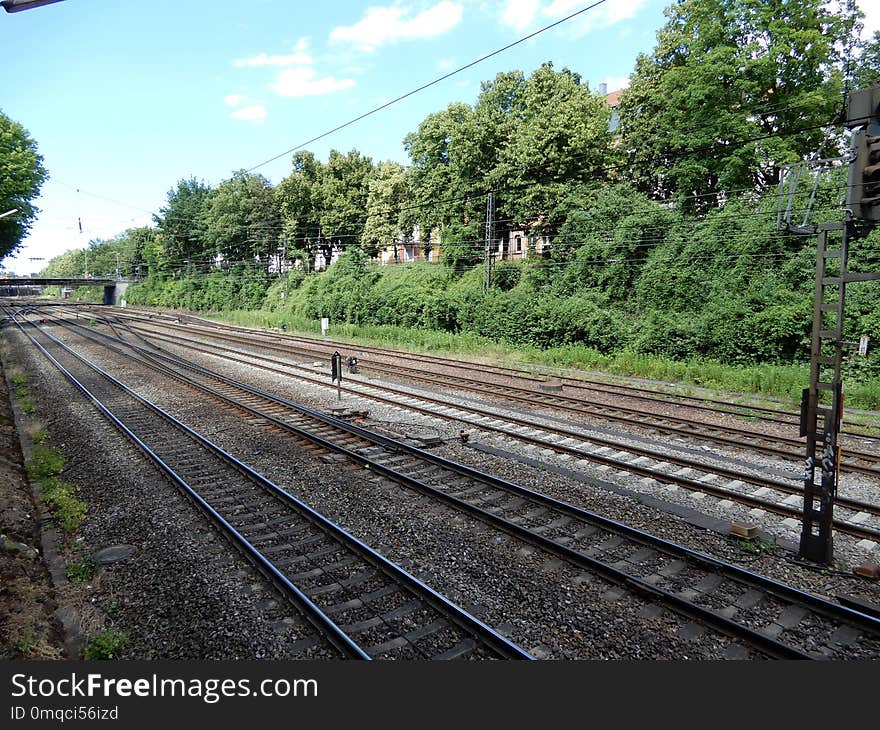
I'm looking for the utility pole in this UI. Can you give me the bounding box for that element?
[798,85,880,564]
[484,192,495,292]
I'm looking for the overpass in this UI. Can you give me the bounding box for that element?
[0,277,135,305]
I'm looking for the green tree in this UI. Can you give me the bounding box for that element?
[497,63,614,234]
[853,31,880,89]
[402,102,475,241]
[201,172,280,269]
[276,151,322,269]
[0,110,48,261]
[153,178,213,274]
[361,161,407,258]
[617,0,855,210]
[317,149,374,254]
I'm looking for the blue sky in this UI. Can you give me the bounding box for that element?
[2,0,876,274]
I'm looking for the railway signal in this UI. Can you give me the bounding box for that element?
[847,85,880,225]
[798,85,880,564]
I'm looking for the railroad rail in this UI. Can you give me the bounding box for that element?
[112,307,880,444]
[8,309,531,661]
[24,307,880,659]
[63,309,880,543]
[108,310,880,475]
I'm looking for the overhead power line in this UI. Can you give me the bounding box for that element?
[241,0,611,174]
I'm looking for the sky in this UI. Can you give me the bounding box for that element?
[1,0,878,275]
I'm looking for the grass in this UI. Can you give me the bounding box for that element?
[13,633,37,657]
[9,371,39,413]
[25,445,65,480]
[82,629,126,660]
[734,536,778,555]
[65,554,99,583]
[25,446,88,535]
[40,479,87,534]
[31,428,50,444]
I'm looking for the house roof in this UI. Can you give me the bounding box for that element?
[605,89,623,107]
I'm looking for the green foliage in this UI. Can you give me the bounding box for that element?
[0,109,48,259]
[40,479,87,534]
[26,445,64,481]
[125,267,271,311]
[65,555,98,583]
[201,172,279,267]
[617,0,852,208]
[361,161,407,257]
[83,629,126,660]
[733,536,778,555]
[153,178,213,274]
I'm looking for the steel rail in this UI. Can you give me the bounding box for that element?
[117,313,880,470]
[64,314,880,539]
[11,313,532,661]
[38,313,880,658]
[121,308,879,438]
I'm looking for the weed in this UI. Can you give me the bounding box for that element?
[19,399,36,414]
[31,429,49,444]
[13,633,36,657]
[10,372,26,386]
[734,536,777,555]
[82,629,126,660]
[65,555,98,583]
[26,445,64,480]
[40,479,87,534]
[15,385,28,398]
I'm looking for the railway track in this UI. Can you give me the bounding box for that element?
[107,310,880,476]
[9,310,530,661]
[112,307,880,445]
[25,307,880,659]
[62,308,880,543]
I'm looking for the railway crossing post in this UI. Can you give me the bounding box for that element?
[798,85,880,563]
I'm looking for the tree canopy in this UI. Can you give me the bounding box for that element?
[616,0,854,210]
[0,110,48,260]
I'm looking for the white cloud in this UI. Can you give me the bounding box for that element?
[500,0,539,31]
[224,94,245,107]
[230,105,268,123]
[271,67,356,97]
[233,37,313,68]
[497,0,645,36]
[330,1,464,52]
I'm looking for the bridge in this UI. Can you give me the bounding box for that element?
[0,277,135,305]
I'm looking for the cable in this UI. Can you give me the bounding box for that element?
[241,1,611,174]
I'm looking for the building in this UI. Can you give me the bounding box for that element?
[378,225,442,265]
